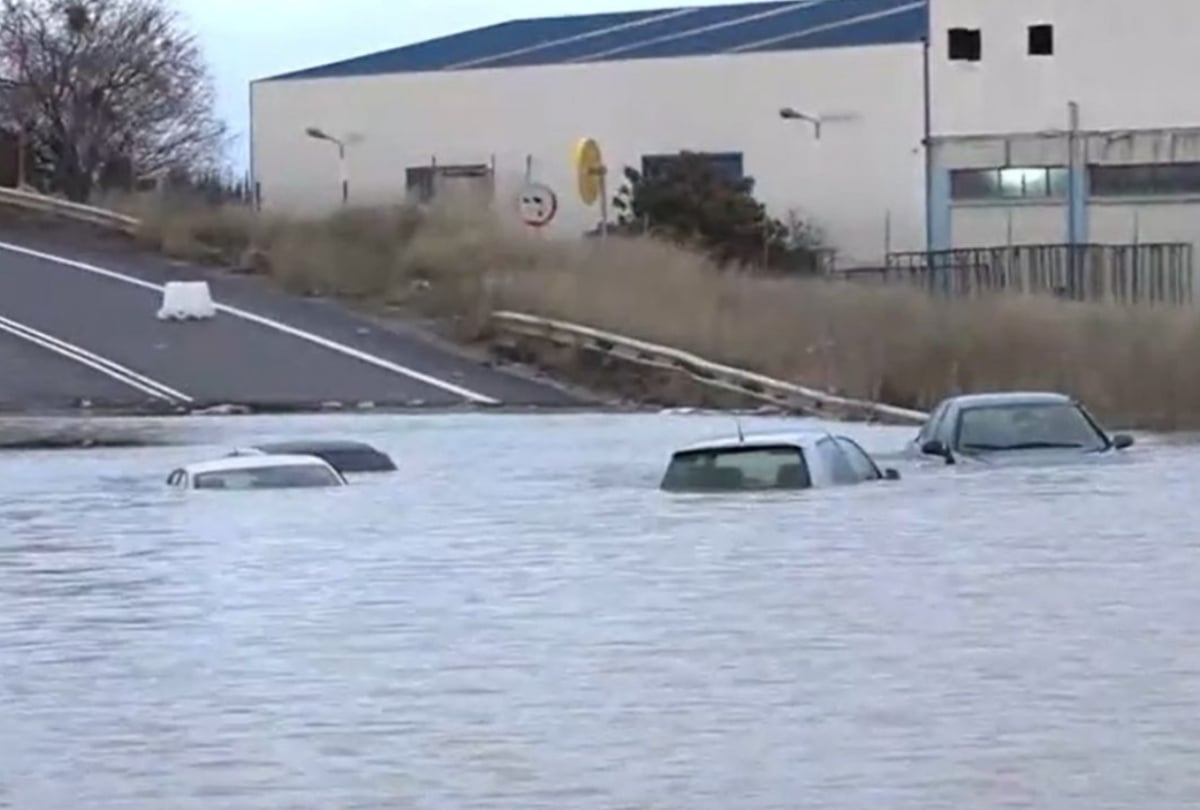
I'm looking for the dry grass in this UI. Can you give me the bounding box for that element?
[115,193,1200,430]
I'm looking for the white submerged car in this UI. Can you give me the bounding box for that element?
[660,429,901,493]
[166,454,348,490]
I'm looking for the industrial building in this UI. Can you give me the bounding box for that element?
[250,0,1200,275]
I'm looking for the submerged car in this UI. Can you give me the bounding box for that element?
[907,392,1134,465]
[167,454,348,490]
[660,430,901,493]
[228,439,396,473]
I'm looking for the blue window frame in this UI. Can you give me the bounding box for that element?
[950,166,1068,201]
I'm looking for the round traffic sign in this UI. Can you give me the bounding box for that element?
[573,137,606,206]
[517,182,558,227]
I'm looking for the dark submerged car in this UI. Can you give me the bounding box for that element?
[907,392,1134,465]
[231,440,397,474]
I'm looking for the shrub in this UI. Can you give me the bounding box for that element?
[609,151,824,273]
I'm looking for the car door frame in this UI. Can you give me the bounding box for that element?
[914,399,954,452]
[833,435,884,481]
[814,436,862,485]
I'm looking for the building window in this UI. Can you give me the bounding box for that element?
[406,167,435,202]
[406,163,492,203]
[1028,24,1054,55]
[948,27,981,61]
[950,167,1067,201]
[641,151,744,183]
[1089,162,1200,197]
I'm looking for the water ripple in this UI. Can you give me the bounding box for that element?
[0,412,1199,809]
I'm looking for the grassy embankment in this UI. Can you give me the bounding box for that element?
[100,194,1200,430]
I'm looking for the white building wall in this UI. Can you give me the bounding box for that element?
[929,0,1200,135]
[251,44,927,266]
[928,0,1200,266]
[951,204,1066,248]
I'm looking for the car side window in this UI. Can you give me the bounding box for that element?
[834,437,881,480]
[934,405,958,446]
[816,437,859,484]
[166,469,184,487]
[917,402,948,444]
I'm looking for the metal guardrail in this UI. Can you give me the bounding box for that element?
[491,311,928,424]
[0,186,141,234]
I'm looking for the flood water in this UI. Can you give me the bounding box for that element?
[2,411,1200,809]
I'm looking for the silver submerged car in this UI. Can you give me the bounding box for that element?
[661,429,900,493]
[906,391,1134,466]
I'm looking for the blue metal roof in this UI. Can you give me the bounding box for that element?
[265,0,927,82]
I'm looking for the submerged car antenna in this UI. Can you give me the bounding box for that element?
[735,416,745,444]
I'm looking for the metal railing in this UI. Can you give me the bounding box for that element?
[882,242,1195,305]
[0,186,140,234]
[490,310,928,424]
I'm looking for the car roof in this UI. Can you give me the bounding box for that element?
[253,439,384,453]
[675,429,837,454]
[943,391,1074,409]
[181,454,338,475]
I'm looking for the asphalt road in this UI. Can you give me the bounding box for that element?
[0,325,144,411]
[0,223,579,412]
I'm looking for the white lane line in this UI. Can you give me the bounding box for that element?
[0,314,193,404]
[0,240,501,405]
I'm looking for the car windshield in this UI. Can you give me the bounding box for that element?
[193,464,342,490]
[956,402,1107,452]
[661,445,811,492]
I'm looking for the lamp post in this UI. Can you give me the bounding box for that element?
[305,126,348,204]
[779,106,823,140]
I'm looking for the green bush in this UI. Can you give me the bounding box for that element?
[609,151,825,273]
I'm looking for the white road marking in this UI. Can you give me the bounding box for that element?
[0,314,192,403]
[0,240,500,405]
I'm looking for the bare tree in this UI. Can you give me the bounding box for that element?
[0,0,226,201]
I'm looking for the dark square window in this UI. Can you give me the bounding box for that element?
[1028,24,1054,55]
[405,167,435,202]
[950,168,998,200]
[948,27,981,61]
[641,152,744,184]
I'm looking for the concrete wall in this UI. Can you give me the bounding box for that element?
[251,43,928,266]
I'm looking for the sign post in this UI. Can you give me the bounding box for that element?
[574,137,608,237]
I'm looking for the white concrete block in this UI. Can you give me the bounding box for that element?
[157,281,217,321]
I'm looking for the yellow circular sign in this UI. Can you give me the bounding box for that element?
[573,137,605,206]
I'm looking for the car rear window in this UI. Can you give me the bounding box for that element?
[194,464,342,490]
[661,445,811,492]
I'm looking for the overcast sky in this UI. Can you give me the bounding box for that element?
[174,0,743,170]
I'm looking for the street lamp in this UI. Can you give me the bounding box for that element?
[779,106,823,140]
[305,126,348,204]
